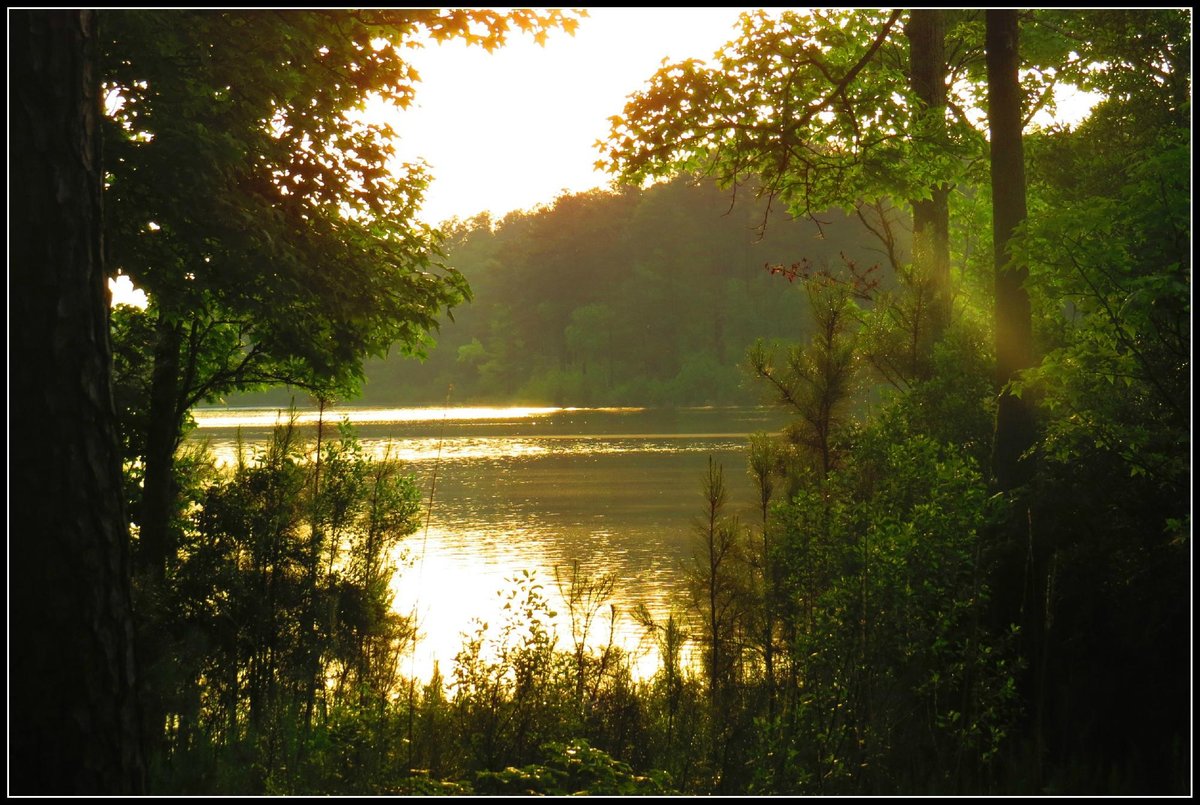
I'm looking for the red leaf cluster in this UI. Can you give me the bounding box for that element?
[765,252,882,301]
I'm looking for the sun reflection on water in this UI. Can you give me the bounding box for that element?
[191,404,647,430]
[200,435,748,469]
[392,527,682,684]
[188,405,775,684]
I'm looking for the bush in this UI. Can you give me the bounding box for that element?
[474,739,673,795]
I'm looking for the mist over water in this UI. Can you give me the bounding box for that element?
[191,405,787,679]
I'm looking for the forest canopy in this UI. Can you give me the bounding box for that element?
[235,175,907,408]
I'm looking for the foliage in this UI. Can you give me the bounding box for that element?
[554,561,621,721]
[599,10,981,220]
[880,319,996,466]
[101,8,583,602]
[448,570,569,772]
[1018,121,1189,492]
[994,20,1191,789]
[758,412,1020,794]
[686,458,748,704]
[101,10,541,396]
[474,739,673,796]
[318,176,897,408]
[747,264,865,480]
[630,605,710,789]
[147,416,422,793]
[600,12,1190,791]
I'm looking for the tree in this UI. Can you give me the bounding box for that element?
[688,457,744,708]
[601,10,906,217]
[95,7,584,772]
[1004,10,1191,791]
[99,10,582,580]
[599,9,976,348]
[597,11,1123,403]
[748,265,864,480]
[565,302,616,390]
[985,10,1036,491]
[601,9,1194,794]
[746,432,783,717]
[163,417,422,791]
[364,173,881,407]
[9,10,144,793]
[904,9,952,339]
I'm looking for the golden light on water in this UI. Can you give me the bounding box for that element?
[190,405,574,429]
[187,405,765,684]
[392,527,680,684]
[192,406,652,468]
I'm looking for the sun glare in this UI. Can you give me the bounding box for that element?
[379,8,749,225]
[109,273,148,309]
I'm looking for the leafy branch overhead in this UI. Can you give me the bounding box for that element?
[599,9,980,221]
[104,9,587,395]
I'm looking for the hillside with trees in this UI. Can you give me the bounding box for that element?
[355,176,903,407]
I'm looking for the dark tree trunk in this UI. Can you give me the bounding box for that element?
[137,315,185,580]
[130,314,187,764]
[986,10,1037,491]
[906,9,952,346]
[9,9,145,793]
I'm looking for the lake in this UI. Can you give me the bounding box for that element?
[190,405,789,680]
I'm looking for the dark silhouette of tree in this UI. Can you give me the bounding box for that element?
[9,10,145,793]
[985,10,1036,491]
[905,9,952,341]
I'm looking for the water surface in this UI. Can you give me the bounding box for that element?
[191,405,787,679]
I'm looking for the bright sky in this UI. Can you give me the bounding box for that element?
[384,7,751,225]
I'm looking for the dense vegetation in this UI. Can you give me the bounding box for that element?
[234,176,900,408]
[11,7,1190,796]
[369,180,890,407]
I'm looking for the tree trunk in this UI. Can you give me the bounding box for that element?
[9,9,145,793]
[906,9,952,346]
[137,314,185,580]
[986,10,1037,491]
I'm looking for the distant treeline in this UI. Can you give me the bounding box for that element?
[236,176,904,408]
